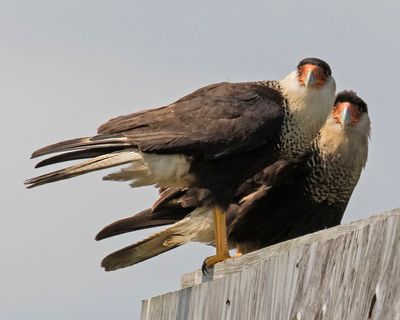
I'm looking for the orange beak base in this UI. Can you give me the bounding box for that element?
[298,64,327,88]
[332,102,360,126]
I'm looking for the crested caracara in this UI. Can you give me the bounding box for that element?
[96,90,369,271]
[26,57,335,269]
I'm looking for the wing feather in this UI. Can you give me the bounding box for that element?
[98,82,284,159]
[28,82,284,187]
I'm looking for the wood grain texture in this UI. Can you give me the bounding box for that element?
[141,209,400,320]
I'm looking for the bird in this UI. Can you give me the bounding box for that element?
[96,90,370,271]
[26,57,336,269]
[227,90,371,253]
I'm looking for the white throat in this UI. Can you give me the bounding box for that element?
[318,114,370,169]
[279,71,336,136]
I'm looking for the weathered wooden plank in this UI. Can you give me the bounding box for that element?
[141,209,400,320]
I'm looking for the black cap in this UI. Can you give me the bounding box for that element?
[335,90,368,113]
[297,57,332,76]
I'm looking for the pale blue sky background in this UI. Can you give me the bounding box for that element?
[1,1,399,319]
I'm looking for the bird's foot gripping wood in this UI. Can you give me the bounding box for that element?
[202,253,231,274]
[202,206,231,274]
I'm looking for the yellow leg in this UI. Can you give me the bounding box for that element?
[202,206,231,272]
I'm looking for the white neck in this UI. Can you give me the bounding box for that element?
[318,114,370,170]
[279,71,336,137]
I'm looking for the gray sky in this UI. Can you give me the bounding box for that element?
[1,1,399,319]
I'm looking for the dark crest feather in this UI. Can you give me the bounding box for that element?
[335,90,368,113]
[297,57,332,76]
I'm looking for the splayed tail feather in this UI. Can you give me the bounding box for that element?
[95,209,179,241]
[26,134,193,189]
[25,150,140,188]
[101,227,183,271]
[101,207,214,271]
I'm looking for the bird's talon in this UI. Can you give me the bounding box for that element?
[201,260,209,275]
[201,253,231,275]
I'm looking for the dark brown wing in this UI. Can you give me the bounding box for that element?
[226,151,331,250]
[27,82,284,188]
[97,82,284,159]
[31,82,283,161]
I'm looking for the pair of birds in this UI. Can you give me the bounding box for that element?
[26,57,370,272]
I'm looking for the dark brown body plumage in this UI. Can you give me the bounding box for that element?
[26,82,286,209]
[96,91,369,270]
[26,58,337,270]
[27,58,336,210]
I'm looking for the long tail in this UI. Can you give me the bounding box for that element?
[101,221,188,271]
[25,134,139,188]
[101,208,214,271]
[96,187,193,240]
[95,209,181,241]
[30,134,130,159]
[25,150,140,188]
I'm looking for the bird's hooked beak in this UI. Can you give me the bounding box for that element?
[340,105,351,127]
[333,102,359,127]
[299,64,326,88]
[304,69,317,88]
